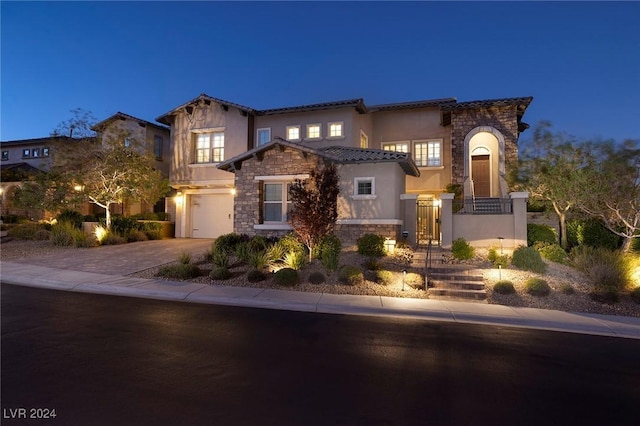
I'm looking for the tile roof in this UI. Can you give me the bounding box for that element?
[92,112,169,132]
[156,93,256,125]
[217,138,419,176]
[0,136,76,145]
[258,99,367,115]
[368,98,457,112]
[440,96,533,111]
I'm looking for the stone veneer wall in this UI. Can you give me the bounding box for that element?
[232,146,323,236]
[450,105,520,188]
[334,224,401,245]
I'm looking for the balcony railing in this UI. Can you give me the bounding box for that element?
[453,197,513,214]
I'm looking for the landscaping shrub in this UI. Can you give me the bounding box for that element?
[559,283,575,295]
[357,234,386,257]
[247,250,270,269]
[308,271,326,285]
[34,229,52,241]
[535,242,569,264]
[50,222,76,246]
[338,265,364,286]
[100,233,126,245]
[527,223,557,246]
[157,263,201,279]
[374,270,394,286]
[211,249,229,268]
[210,267,231,280]
[274,232,305,255]
[274,268,299,287]
[493,280,516,295]
[405,272,424,289]
[319,234,341,271]
[487,247,510,268]
[7,223,46,240]
[363,257,381,271]
[282,250,306,270]
[178,250,192,265]
[110,216,140,237]
[567,219,620,250]
[140,221,163,240]
[590,285,619,304]
[512,246,547,273]
[570,246,630,290]
[630,287,640,304]
[524,277,551,296]
[56,209,84,229]
[247,235,270,253]
[247,268,266,283]
[126,229,148,243]
[452,238,474,261]
[214,232,246,254]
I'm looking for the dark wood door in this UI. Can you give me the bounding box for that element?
[472,155,490,197]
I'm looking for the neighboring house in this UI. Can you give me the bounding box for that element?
[157,93,533,248]
[0,136,75,219]
[91,112,171,217]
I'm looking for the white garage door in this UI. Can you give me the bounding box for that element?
[190,194,234,238]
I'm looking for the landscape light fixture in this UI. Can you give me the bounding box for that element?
[498,236,504,254]
[402,269,406,291]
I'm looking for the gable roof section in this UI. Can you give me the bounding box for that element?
[92,112,169,132]
[217,137,419,177]
[156,93,256,125]
[441,96,533,129]
[368,98,457,112]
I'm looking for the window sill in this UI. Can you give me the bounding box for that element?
[189,162,221,168]
[351,195,377,200]
[254,224,293,230]
[326,136,345,141]
[304,138,323,142]
[417,165,444,170]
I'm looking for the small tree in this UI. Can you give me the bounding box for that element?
[288,163,340,261]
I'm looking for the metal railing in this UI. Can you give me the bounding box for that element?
[424,238,433,290]
[452,198,513,214]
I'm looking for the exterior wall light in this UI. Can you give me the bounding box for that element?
[230,188,237,196]
[175,191,183,206]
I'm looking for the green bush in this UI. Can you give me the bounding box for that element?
[178,250,192,265]
[7,223,47,240]
[274,233,305,256]
[374,270,394,286]
[405,272,424,289]
[247,250,270,269]
[56,209,84,229]
[512,246,547,273]
[559,283,575,295]
[274,268,299,287]
[308,271,326,285]
[100,233,127,245]
[139,221,163,240]
[211,249,229,268]
[527,223,557,246]
[339,265,364,286]
[127,229,148,243]
[524,278,551,296]
[214,233,246,254]
[110,216,140,237]
[570,246,630,290]
[363,257,381,271]
[34,229,52,241]
[50,222,76,246]
[247,268,266,283]
[630,287,640,304]
[452,238,474,260]
[488,247,510,268]
[282,250,306,270]
[567,219,620,250]
[319,234,341,271]
[210,267,231,280]
[357,234,386,257]
[247,235,270,253]
[493,280,516,294]
[535,242,569,264]
[157,264,201,279]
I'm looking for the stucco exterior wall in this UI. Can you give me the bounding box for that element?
[169,102,250,187]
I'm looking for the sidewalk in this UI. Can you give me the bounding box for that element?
[2,260,640,339]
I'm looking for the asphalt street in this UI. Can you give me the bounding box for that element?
[2,284,639,426]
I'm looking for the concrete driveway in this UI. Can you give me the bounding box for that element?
[8,238,214,275]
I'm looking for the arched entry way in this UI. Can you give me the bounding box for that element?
[463,127,505,198]
[471,146,491,197]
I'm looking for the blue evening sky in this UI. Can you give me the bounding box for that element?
[1,1,638,143]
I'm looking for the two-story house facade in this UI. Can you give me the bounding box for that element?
[157,93,532,247]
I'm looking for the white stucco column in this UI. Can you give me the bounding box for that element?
[440,193,455,249]
[510,191,529,248]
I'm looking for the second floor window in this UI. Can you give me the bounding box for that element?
[22,149,30,158]
[414,140,441,167]
[382,142,409,153]
[195,131,224,163]
[154,135,163,160]
[328,122,343,138]
[2,150,8,161]
[286,126,300,141]
[257,128,271,146]
[307,124,321,139]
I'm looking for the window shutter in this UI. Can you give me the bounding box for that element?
[258,180,264,224]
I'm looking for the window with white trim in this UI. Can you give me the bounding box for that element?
[306,124,321,139]
[194,131,225,163]
[328,122,343,138]
[353,177,376,199]
[263,182,292,222]
[414,140,441,167]
[32,148,40,158]
[257,128,271,146]
[43,147,50,157]
[286,125,301,141]
[382,142,409,153]
[2,150,9,161]
[22,149,30,158]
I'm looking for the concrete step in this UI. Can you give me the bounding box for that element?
[429,280,485,291]
[429,272,484,282]
[428,288,487,300]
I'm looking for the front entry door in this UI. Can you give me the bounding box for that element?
[472,155,490,197]
[416,199,440,246]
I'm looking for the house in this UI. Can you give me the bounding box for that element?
[0,136,74,219]
[157,94,533,248]
[91,112,171,217]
